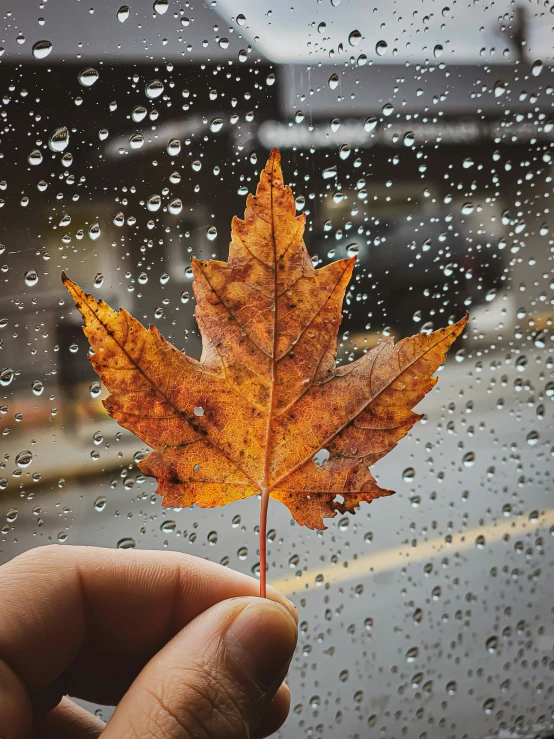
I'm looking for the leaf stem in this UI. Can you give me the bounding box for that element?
[259,486,269,598]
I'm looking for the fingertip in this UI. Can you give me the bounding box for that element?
[253,683,291,739]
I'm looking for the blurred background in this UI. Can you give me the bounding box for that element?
[1,0,553,737]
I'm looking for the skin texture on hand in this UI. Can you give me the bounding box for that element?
[0,546,298,739]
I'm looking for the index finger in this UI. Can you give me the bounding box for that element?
[0,545,294,695]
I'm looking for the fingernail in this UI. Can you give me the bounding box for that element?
[224,601,298,690]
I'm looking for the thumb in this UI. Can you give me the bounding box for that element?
[102,596,298,739]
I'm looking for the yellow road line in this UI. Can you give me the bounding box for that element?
[270,508,554,596]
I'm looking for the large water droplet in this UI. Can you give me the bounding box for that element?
[117,537,136,549]
[207,226,217,241]
[88,223,101,240]
[117,5,130,22]
[532,60,543,76]
[364,116,378,133]
[433,44,443,58]
[49,126,69,152]
[28,149,43,166]
[145,79,164,99]
[375,40,388,56]
[168,198,182,215]
[153,0,168,14]
[494,80,507,98]
[328,73,339,90]
[78,67,99,87]
[24,270,38,287]
[94,495,107,511]
[348,29,361,46]
[16,450,33,468]
[147,194,161,212]
[210,117,223,133]
[462,451,475,467]
[32,40,52,59]
[167,138,181,156]
[0,368,14,386]
[132,106,147,123]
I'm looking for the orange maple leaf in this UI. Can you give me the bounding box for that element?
[62,149,467,596]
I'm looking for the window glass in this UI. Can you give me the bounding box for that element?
[1,2,553,736]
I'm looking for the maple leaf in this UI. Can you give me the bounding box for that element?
[62,149,467,596]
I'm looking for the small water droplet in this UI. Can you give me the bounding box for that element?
[461,202,474,215]
[526,430,539,446]
[207,226,217,241]
[117,5,130,22]
[406,646,419,662]
[402,467,415,482]
[32,380,44,396]
[191,159,202,172]
[403,131,415,147]
[161,520,176,533]
[94,272,104,287]
[88,223,101,240]
[28,149,43,166]
[238,546,248,560]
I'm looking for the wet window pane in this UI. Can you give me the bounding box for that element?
[1,1,553,736]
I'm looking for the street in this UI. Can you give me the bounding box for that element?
[2,341,552,739]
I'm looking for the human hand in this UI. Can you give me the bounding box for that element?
[0,545,298,738]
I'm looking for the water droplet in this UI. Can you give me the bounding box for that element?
[28,149,43,165]
[346,243,360,258]
[207,530,218,545]
[403,131,415,147]
[238,546,248,560]
[323,165,337,180]
[526,430,539,446]
[210,117,223,133]
[406,646,419,662]
[153,0,168,14]
[161,520,176,533]
[218,37,229,49]
[113,212,125,227]
[94,495,107,511]
[147,195,161,212]
[339,144,350,160]
[32,380,44,396]
[88,223,101,240]
[532,60,543,76]
[129,133,144,149]
[207,226,217,241]
[375,40,388,56]
[16,450,33,468]
[132,106,147,123]
[462,451,475,467]
[32,40,52,59]
[78,67,99,87]
[446,680,457,695]
[328,73,339,90]
[339,669,349,682]
[24,270,38,287]
[483,697,496,714]
[6,508,18,522]
[402,467,415,482]
[145,79,164,99]
[515,355,527,372]
[93,272,104,288]
[49,126,69,152]
[117,5,130,21]
[191,159,202,172]
[433,44,443,58]
[180,291,189,303]
[494,81,507,98]
[348,29,361,46]
[168,198,182,215]
[461,202,474,215]
[364,116,378,133]
[382,103,394,116]
[167,138,181,156]
[294,110,304,124]
[117,537,136,549]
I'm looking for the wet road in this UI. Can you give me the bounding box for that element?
[1,346,553,739]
